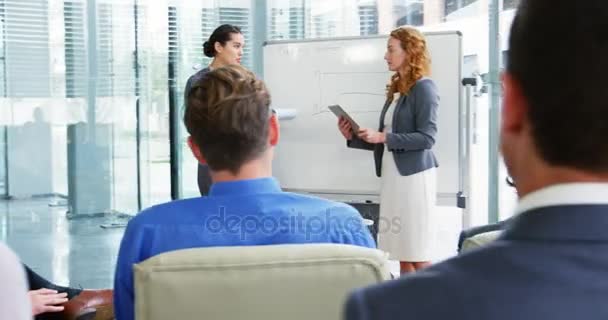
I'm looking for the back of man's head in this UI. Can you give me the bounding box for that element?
[506,0,608,172]
[184,65,272,174]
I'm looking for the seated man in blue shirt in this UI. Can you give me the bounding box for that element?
[114,64,375,320]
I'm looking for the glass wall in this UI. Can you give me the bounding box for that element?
[0,0,516,223]
[0,0,171,216]
[0,0,259,207]
[503,0,520,10]
[267,0,424,41]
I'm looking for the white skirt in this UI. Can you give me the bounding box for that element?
[377,151,437,261]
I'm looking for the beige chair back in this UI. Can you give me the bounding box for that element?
[134,244,391,320]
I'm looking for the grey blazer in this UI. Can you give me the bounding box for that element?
[347,78,439,177]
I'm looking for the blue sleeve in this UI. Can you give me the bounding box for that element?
[331,206,376,248]
[385,80,439,151]
[114,219,147,320]
[344,289,371,320]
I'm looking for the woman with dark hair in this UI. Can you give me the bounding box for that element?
[337,26,440,274]
[184,24,244,196]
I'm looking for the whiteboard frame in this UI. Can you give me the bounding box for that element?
[263,31,468,208]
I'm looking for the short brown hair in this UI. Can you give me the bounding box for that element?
[184,65,272,174]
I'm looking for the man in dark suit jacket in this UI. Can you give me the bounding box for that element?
[344,1,608,319]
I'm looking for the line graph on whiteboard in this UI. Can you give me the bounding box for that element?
[312,70,390,116]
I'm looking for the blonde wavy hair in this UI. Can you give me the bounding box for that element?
[386,26,431,101]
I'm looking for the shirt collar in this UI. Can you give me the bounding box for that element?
[208,177,282,197]
[515,183,608,215]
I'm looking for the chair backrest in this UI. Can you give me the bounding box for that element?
[134,244,391,320]
[460,230,502,252]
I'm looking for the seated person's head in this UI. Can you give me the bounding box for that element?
[501,0,608,194]
[184,65,278,178]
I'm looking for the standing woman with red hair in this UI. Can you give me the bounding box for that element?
[338,27,439,274]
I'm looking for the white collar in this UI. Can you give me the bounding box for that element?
[516,183,608,215]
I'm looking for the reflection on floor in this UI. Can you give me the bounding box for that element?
[1,197,126,289]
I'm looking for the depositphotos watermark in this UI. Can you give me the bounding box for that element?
[203,207,401,241]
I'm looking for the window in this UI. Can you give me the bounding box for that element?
[0,1,6,98]
[64,1,86,97]
[503,0,520,10]
[394,0,424,26]
[64,0,136,97]
[358,3,378,35]
[268,3,307,41]
[444,0,478,16]
[1,0,50,98]
[0,0,151,215]
[267,0,442,40]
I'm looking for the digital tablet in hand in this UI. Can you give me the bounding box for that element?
[328,105,360,132]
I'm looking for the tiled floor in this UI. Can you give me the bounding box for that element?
[1,197,463,289]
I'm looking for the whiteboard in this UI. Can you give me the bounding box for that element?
[264,32,465,206]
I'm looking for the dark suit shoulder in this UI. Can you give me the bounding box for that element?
[349,230,608,320]
[348,243,516,320]
[347,267,465,319]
